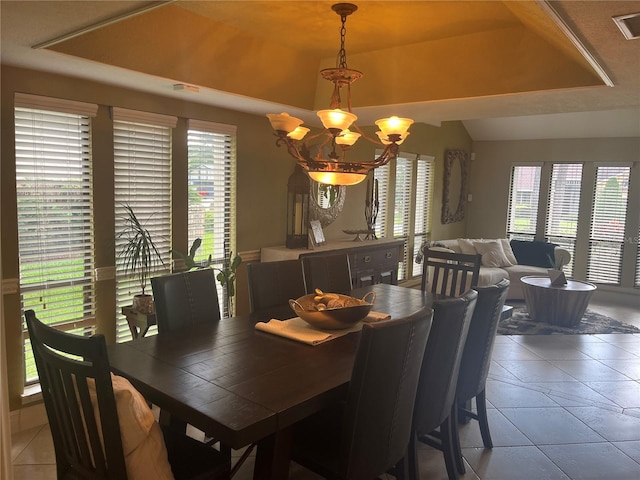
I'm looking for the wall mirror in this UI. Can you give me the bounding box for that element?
[309,182,346,227]
[441,149,469,224]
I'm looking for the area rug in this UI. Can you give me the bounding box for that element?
[498,305,640,335]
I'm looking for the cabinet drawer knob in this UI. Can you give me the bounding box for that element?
[385,252,392,259]
[364,255,371,263]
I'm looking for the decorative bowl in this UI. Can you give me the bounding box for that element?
[289,291,376,330]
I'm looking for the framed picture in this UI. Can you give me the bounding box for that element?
[309,220,326,246]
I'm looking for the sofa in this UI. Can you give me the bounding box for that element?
[426,238,571,300]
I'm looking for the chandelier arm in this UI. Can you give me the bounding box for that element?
[351,122,385,145]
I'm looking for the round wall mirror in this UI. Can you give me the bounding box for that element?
[309,182,346,227]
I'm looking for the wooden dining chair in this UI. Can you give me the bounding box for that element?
[407,289,478,480]
[451,279,510,475]
[151,268,221,333]
[246,259,306,313]
[290,305,433,480]
[25,309,230,480]
[301,252,352,294]
[421,247,481,297]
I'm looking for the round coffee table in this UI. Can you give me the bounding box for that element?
[520,276,597,327]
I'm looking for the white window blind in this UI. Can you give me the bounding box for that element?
[374,163,390,240]
[508,165,542,240]
[412,157,434,278]
[545,163,583,277]
[113,113,173,342]
[15,100,96,384]
[394,156,412,280]
[374,153,433,281]
[187,120,236,316]
[587,165,631,284]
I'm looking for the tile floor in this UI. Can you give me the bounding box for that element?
[11,301,640,480]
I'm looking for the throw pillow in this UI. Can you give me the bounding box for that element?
[500,238,518,265]
[88,374,175,480]
[510,240,557,268]
[457,238,477,255]
[474,240,513,267]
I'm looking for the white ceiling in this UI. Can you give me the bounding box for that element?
[1,0,639,141]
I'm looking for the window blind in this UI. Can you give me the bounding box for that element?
[187,121,236,316]
[508,165,542,240]
[374,163,390,239]
[587,165,631,284]
[545,163,583,277]
[394,156,413,281]
[412,157,434,278]
[15,104,95,384]
[113,116,172,342]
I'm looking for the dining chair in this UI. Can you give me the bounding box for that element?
[151,269,245,472]
[290,305,433,480]
[246,259,306,313]
[451,278,510,475]
[151,268,221,333]
[407,289,478,480]
[421,247,481,297]
[301,252,352,294]
[24,309,231,480]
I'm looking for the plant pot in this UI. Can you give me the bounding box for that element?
[133,294,154,315]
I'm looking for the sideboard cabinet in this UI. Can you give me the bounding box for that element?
[260,239,404,288]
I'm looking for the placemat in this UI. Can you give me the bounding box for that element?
[255,311,390,345]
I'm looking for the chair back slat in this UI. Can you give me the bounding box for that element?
[421,247,481,297]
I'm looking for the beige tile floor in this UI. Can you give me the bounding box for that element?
[11,301,640,480]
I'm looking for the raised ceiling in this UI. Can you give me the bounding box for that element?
[1,1,639,138]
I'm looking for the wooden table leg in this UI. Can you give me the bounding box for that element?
[254,427,293,480]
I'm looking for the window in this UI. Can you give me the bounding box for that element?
[187,120,236,315]
[508,165,542,240]
[587,165,631,284]
[545,163,583,277]
[374,164,390,241]
[374,152,434,281]
[15,93,97,384]
[113,108,175,342]
[412,160,434,278]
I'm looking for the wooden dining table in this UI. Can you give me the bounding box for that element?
[107,283,433,479]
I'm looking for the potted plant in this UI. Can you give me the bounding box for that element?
[116,204,164,314]
[215,252,242,315]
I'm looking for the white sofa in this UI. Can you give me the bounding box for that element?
[430,238,571,300]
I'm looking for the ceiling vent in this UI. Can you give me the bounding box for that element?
[613,13,640,40]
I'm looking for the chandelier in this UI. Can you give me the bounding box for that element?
[266,3,413,186]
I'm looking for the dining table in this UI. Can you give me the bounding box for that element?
[107,283,434,479]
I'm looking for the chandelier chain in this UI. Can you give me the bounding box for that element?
[338,13,348,69]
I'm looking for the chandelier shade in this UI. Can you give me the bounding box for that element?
[267,3,414,186]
